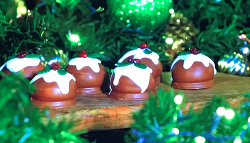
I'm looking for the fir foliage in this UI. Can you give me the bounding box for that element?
[0,72,89,143]
[174,0,250,56]
[125,88,250,143]
[1,0,250,68]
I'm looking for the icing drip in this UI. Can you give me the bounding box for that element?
[113,64,152,93]
[30,70,76,94]
[0,58,41,72]
[170,53,217,81]
[68,57,101,73]
[118,48,159,65]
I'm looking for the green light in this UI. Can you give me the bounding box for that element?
[225,109,235,119]
[172,128,179,135]
[165,38,173,44]
[216,107,225,116]
[234,137,242,143]
[174,94,183,104]
[195,136,205,143]
[69,34,80,43]
[243,125,248,129]
[169,8,174,13]
[107,0,173,32]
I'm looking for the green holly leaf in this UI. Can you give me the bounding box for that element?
[57,69,67,75]
[143,49,153,54]
[115,62,132,67]
[134,63,147,69]
[25,54,41,59]
[73,53,79,58]
[37,66,50,74]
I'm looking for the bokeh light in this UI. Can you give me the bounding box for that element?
[107,0,173,32]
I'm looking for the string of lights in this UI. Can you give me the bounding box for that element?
[131,93,250,143]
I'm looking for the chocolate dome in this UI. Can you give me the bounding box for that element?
[118,43,162,86]
[30,68,77,109]
[0,54,44,80]
[170,52,217,89]
[65,56,105,95]
[109,63,156,100]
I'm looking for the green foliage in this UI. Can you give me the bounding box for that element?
[38,66,50,74]
[0,0,171,68]
[125,88,250,143]
[143,49,153,54]
[174,0,250,56]
[57,69,67,75]
[25,54,41,59]
[115,62,132,67]
[0,72,89,142]
[134,63,147,69]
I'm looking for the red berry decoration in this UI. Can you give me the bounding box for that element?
[139,43,149,49]
[17,51,28,58]
[79,50,87,58]
[51,63,61,70]
[133,59,141,63]
[190,47,199,55]
[79,53,87,58]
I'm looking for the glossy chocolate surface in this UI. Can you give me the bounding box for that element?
[122,56,162,86]
[109,74,156,100]
[171,60,214,89]
[1,63,44,80]
[65,64,105,95]
[31,78,77,109]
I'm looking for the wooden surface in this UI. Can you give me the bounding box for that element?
[46,72,249,132]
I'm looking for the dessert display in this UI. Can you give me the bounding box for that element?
[118,43,163,86]
[65,50,106,95]
[109,59,156,101]
[170,47,217,89]
[0,51,44,80]
[30,63,77,109]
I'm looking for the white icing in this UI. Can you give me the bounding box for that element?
[113,64,152,93]
[68,57,101,73]
[118,48,159,65]
[0,58,41,72]
[30,70,76,94]
[170,53,217,81]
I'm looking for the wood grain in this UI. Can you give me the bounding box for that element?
[45,72,248,132]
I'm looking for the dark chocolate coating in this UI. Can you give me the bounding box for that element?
[31,78,77,109]
[122,56,162,86]
[171,60,215,89]
[109,73,156,101]
[1,63,44,80]
[65,64,105,95]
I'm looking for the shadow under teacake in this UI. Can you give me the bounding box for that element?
[81,128,130,143]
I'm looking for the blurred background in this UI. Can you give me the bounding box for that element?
[1,0,250,75]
